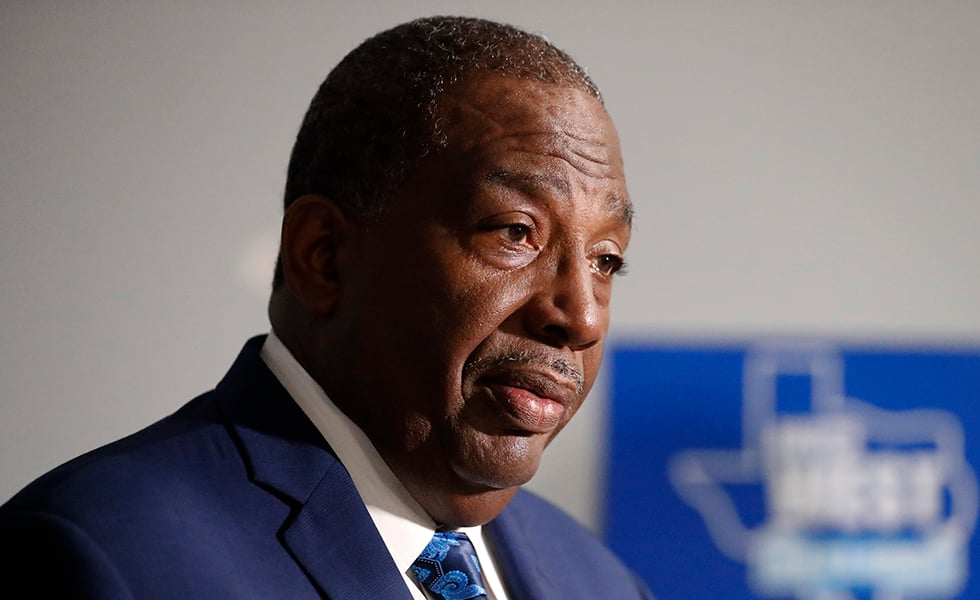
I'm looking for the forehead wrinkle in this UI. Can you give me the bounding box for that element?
[473,130,616,182]
[485,169,571,198]
[543,148,613,181]
[441,93,610,158]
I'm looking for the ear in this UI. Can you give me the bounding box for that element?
[278,194,353,315]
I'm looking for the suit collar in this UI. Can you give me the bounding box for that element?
[216,336,414,600]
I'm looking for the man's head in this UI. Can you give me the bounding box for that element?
[270,16,632,527]
[272,16,601,287]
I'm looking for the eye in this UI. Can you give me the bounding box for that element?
[499,223,532,245]
[593,254,627,277]
[472,215,541,268]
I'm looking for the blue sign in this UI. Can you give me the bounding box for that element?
[605,341,980,600]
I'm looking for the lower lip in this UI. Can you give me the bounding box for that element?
[486,384,564,434]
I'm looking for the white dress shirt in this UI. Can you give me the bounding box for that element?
[260,331,510,600]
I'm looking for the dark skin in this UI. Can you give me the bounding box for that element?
[270,73,632,527]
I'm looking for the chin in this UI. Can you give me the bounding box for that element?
[430,486,521,528]
[448,432,548,490]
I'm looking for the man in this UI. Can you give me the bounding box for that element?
[0,16,651,599]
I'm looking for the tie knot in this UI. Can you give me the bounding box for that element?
[411,531,488,600]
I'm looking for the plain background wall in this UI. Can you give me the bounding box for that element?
[2,1,979,532]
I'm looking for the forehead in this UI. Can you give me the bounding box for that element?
[432,74,631,222]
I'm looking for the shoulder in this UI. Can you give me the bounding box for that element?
[0,337,338,597]
[0,391,237,598]
[1,336,280,521]
[493,489,619,558]
[1,390,235,521]
[498,488,597,539]
[490,489,654,599]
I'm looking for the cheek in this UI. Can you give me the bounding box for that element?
[581,343,605,394]
[439,262,532,338]
[380,259,531,404]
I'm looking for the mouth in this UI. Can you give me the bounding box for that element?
[479,369,579,435]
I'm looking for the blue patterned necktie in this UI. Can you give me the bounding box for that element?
[410,531,489,600]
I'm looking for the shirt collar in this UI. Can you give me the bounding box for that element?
[259,330,507,599]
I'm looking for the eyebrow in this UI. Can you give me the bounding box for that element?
[484,169,633,226]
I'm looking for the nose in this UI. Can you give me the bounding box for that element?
[524,257,604,351]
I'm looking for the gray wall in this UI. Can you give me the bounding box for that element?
[3,1,979,531]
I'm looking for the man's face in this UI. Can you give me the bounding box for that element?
[332,74,631,525]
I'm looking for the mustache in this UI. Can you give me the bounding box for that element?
[463,350,586,396]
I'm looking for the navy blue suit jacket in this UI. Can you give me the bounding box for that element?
[0,337,652,599]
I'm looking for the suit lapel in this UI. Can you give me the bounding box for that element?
[216,337,414,600]
[279,462,414,599]
[485,492,562,599]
